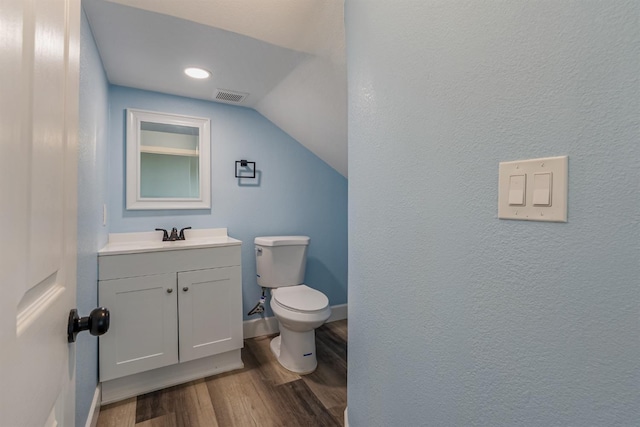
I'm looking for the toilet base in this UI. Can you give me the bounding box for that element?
[270,327,318,374]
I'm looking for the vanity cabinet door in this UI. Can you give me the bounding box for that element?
[99,273,179,381]
[178,266,243,362]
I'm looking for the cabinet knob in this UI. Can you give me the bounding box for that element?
[167,288,173,294]
[183,287,189,292]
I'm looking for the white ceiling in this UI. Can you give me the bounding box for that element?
[83,0,347,176]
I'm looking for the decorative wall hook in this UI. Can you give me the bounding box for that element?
[235,160,256,178]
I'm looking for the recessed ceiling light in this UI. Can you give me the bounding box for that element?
[184,67,211,79]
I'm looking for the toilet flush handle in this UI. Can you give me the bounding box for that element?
[256,247,262,255]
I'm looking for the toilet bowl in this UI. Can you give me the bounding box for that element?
[269,285,331,373]
[254,236,331,374]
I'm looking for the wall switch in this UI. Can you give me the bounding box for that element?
[498,156,567,222]
[508,174,526,206]
[532,173,552,206]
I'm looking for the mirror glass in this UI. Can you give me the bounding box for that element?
[126,109,211,210]
[139,122,199,198]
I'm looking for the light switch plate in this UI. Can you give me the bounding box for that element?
[498,156,568,222]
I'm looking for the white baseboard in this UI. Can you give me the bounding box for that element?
[243,303,348,339]
[344,407,349,427]
[85,385,101,427]
[327,303,348,323]
[243,315,280,339]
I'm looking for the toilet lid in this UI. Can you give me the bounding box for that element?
[273,285,329,312]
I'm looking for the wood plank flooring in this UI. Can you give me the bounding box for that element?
[97,320,347,427]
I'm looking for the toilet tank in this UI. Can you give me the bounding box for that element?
[254,236,310,288]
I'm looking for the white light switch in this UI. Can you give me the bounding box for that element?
[498,156,568,222]
[508,175,526,205]
[532,173,552,206]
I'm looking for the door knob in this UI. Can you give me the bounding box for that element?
[67,307,110,343]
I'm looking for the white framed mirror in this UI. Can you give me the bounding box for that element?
[126,109,211,210]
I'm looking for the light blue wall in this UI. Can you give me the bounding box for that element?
[346,1,639,426]
[108,86,348,318]
[77,7,109,427]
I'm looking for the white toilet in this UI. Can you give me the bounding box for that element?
[254,236,331,374]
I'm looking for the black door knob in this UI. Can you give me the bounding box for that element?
[67,307,110,343]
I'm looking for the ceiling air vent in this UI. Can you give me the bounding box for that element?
[213,89,248,104]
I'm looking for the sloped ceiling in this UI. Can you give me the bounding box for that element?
[83,0,347,176]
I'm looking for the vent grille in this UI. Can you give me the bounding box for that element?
[214,89,248,104]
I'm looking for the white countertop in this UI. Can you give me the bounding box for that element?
[98,228,241,256]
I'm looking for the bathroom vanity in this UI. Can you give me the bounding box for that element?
[97,228,243,404]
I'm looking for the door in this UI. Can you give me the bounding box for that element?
[0,0,80,425]
[178,266,243,362]
[98,274,179,381]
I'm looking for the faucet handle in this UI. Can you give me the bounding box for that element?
[179,227,192,240]
[155,228,169,241]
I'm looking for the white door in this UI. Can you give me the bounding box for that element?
[0,0,80,425]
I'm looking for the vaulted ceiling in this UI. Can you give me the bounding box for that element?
[83,0,347,176]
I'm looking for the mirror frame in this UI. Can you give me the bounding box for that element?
[126,109,211,210]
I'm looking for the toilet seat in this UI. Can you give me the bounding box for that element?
[272,285,329,313]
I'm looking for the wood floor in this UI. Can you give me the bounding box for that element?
[97,320,347,427]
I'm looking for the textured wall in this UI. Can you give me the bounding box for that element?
[346,1,639,425]
[108,86,348,318]
[77,7,109,427]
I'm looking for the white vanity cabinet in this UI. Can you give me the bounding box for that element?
[97,229,243,404]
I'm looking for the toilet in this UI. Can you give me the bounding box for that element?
[254,236,331,374]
